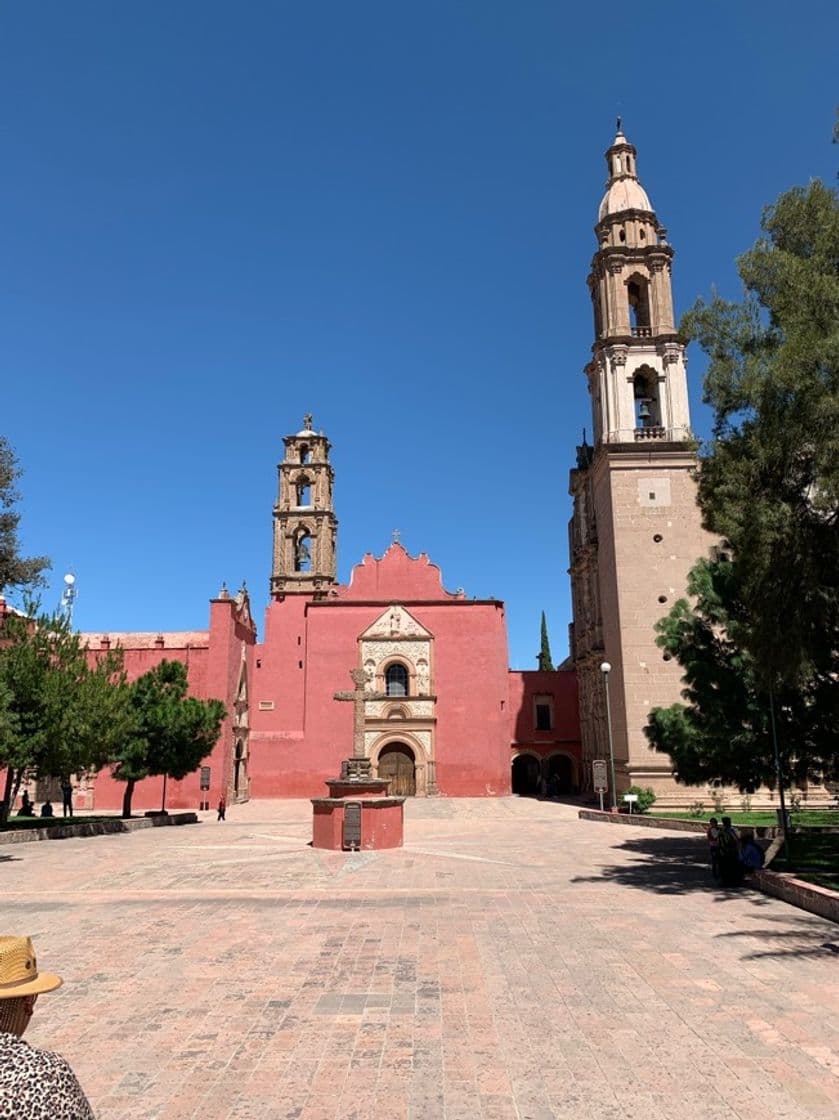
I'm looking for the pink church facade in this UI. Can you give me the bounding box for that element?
[63,417,580,812]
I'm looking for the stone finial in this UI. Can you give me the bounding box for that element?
[218,582,230,600]
[303,412,313,431]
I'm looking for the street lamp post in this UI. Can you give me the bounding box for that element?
[600,661,617,811]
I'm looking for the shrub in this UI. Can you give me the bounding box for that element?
[623,785,657,814]
[688,800,705,818]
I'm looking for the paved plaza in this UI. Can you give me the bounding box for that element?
[3,799,838,1120]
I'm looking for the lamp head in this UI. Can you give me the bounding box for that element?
[63,573,76,586]
[600,661,611,674]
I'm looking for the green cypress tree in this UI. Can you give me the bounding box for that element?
[538,611,554,671]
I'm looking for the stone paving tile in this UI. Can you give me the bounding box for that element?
[3,797,838,1119]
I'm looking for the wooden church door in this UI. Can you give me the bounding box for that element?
[378,745,416,796]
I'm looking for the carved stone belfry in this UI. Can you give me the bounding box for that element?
[569,125,713,804]
[586,124,691,446]
[270,415,338,598]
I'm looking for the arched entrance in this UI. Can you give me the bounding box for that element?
[547,753,575,795]
[377,743,416,796]
[512,753,541,797]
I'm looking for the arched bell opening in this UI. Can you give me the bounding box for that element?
[295,477,312,506]
[632,368,661,429]
[293,530,312,572]
[626,274,651,333]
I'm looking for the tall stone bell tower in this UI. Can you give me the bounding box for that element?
[568,123,714,803]
[271,414,338,598]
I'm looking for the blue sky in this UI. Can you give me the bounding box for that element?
[2,1,836,668]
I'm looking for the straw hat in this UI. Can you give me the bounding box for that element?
[0,937,62,998]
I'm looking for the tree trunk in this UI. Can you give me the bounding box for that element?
[121,779,135,819]
[0,767,14,827]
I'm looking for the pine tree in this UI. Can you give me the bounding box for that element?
[0,438,49,594]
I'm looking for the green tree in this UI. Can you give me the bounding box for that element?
[537,611,554,671]
[645,557,837,791]
[113,660,226,818]
[0,604,129,824]
[0,437,50,594]
[681,179,838,690]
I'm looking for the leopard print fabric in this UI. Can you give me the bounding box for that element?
[0,1032,94,1119]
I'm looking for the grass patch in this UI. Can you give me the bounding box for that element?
[1,814,123,832]
[654,810,839,828]
[771,833,839,892]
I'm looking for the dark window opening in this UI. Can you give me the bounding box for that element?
[299,445,311,464]
[385,664,409,697]
[535,703,552,731]
[296,480,311,506]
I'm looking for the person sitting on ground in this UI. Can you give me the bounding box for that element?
[16,793,35,817]
[0,935,95,1119]
[739,829,765,872]
[40,801,54,818]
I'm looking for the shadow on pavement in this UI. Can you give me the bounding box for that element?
[715,919,839,960]
[570,833,772,906]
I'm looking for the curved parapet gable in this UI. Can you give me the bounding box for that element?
[336,542,464,602]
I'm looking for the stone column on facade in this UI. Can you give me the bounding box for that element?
[426,758,438,796]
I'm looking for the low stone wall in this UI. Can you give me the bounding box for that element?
[578,809,709,833]
[578,809,779,838]
[751,869,839,924]
[0,812,198,845]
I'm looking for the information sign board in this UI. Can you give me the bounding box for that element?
[592,760,608,791]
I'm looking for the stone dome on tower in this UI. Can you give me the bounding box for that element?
[598,122,654,221]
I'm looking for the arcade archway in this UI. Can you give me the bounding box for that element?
[511,752,541,797]
[546,752,575,795]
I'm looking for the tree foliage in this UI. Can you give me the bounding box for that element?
[0,438,50,595]
[538,610,554,672]
[112,660,225,817]
[681,179,839,689]
[645,557,838,791]
[0,604,130,823]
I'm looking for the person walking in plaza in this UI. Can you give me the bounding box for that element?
[706,816,721,880]
[217,795,226,821]
[60,781,74,819]
[717,816,743,887]
[0,935,95,1119]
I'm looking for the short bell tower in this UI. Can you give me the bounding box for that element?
[569,124,713,804]
[270,414,338,598]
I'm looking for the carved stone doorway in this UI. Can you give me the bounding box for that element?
[234,740,245,798]
[377,744,416,797]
